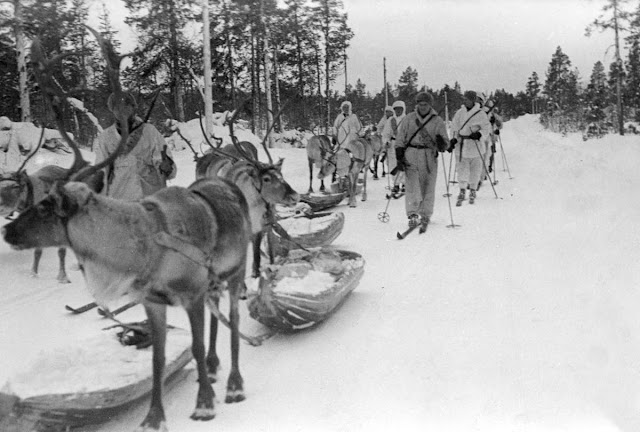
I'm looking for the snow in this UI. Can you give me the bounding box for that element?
[3,328,191,399]
[277,213,341,236]
[1,114,640,431]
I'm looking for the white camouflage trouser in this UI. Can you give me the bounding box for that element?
[456,156,483,191]
[404,147,438,220]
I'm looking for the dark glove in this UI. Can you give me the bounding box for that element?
[494,129,500,136]
[491,144,496,153]
[447,138,457,153]
[331,136,337,146]
[490,116,496,125]
[159,145,174,177]
[469,131,482,140]
[435,134,447,152]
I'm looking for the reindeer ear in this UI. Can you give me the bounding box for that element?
[50,183,78,218]
[274,158,284,170]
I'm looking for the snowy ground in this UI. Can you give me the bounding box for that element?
[2,114,640,432]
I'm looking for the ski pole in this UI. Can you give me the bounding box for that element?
[472,138,500,199]
[377,174,401,223]
[498,134,513,179]
[441,155,460,228]
[442,152,452,197]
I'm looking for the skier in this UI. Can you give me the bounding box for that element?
[377,105,394,133]
[449,90,491,206]
[94,92,176,201]
[485,100,503,176]
[394,92,449,233]
[332,100,363,147]
[383,100,407,197]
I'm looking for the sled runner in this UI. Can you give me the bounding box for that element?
[247,249,365,332]
[272,211,345,255]
[0,327,193,430]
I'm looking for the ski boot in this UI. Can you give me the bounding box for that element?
[419,217,429,234]
[408,214,420,229]
[456,189,465,207]
[469,189,476,204]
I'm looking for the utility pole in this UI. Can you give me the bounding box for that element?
[344,51,348,95]
[202,0,213,139]
[613,0,624,135]
[383,57,388,107]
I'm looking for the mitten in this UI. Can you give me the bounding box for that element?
[448,138,457,153]
[469,131,482,140]
[494,129,500,135]
[435,134,447,152]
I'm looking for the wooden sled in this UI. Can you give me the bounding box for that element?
[0,328,193,430]
[299,192,346,212]
[272,211,345,255]
[247,249,365,333]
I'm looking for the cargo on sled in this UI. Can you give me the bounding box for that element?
[247,248,365,333]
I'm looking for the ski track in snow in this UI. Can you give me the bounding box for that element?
[1,114,640,431]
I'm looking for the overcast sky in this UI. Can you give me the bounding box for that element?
[92,0,617,96]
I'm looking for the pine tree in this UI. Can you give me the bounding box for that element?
[397,66,418,103]
[586,0,631,135]
[542,46,581,133]
[583,61,609,137]
[123,0,199,122]
[525,71,541,113]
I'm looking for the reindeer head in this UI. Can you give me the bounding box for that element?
[250,159,299,207]
[2,182,92,250]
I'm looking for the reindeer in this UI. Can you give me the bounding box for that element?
[317,136,374,207]
[191,114,299,277]
[363,127,385,180]
[306,134,335,193]
[0,132,103,283]
[2,29,265,431]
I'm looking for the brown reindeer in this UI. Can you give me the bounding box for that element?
[0,129,103,283]
[2,30,262,431]
[193,118,299,278]
[306,134,335,193]
[317,136,374,207]
[364,128,385,179]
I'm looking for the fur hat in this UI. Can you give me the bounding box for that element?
[463,90,477,102]
[415,92,433,104]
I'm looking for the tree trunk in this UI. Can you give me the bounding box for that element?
[273,45,282,132]
[169,1,185,122]
[261,0,274,147]
[203,0,213,138]
[14,0,30,122]
[224,1,236,108]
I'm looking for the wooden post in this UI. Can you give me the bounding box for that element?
[383,57,388,107]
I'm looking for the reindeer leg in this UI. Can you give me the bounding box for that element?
[31,248,42,278]
[56,248,71,284]
[137,303,167,432]
[252,232,263,278]
[320,178,326,193]
[206,296,221,383]
[362,168,368,202]
[348,176,356,208]
[307,159,314,193]
[225,273,245,403]
[187,297,216,421]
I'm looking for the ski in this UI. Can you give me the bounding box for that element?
[98,302,137,318]
[65,302,98,314]
[397,224,419,240]
[385,192,405,200]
